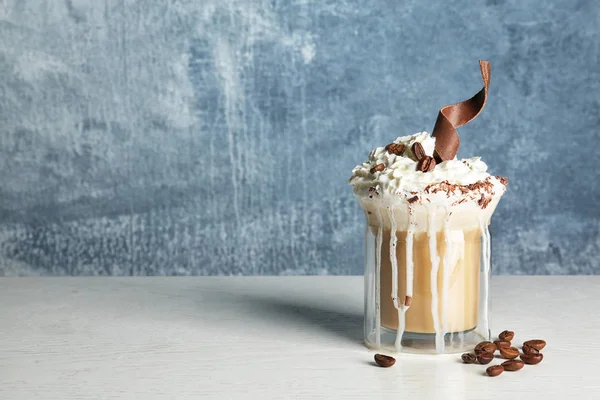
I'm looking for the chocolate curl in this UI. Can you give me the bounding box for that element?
[431,60,491,161]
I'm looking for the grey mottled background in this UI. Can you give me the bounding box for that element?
[0,0,598,276]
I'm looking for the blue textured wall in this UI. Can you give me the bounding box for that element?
[0,0,598,275]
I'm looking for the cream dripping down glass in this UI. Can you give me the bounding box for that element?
[349,61,508,354]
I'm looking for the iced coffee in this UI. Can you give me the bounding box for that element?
[349,61,507,353]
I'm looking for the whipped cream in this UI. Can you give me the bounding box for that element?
[349,132,505,201]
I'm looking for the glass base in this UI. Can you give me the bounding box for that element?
[365,326,489,354]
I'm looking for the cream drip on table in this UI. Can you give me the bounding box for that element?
[352,132,506,354]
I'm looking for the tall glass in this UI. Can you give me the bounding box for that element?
[361,200,497,354]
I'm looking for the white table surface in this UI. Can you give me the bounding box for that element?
[1,277,598,399]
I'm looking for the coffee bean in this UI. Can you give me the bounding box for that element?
[499,347,520,359]
[484,343,497,354]
[474,341,490,353]
[374,354,396,368]
[522,344,540,355]
[494,340,511,349]
[486,365,504,377]
[412,142,426,160]
[475,341,496,355]
[370,163,385,174]
[520,353,544,365]
[385,143,405,156]
[523,339,546,350]
[461,353,477,364]
[498,330,514,341]
[477,352,494,365]
[502,360,524,371]
[416,156,436,172]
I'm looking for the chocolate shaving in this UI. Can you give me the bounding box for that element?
[370,163,385,174]
[495,175,509,186]
[417,156,436,172]
[478,194,492,209]
[463,180,495,192]
[407,195,419,204]
[404,296,412,307]
[432,60,491,161]
[424,177,496,197]
[412,142,426,160]
[385,143,405,156]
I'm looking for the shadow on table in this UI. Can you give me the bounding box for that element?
[199,287,363,344]
[244,294,363,343]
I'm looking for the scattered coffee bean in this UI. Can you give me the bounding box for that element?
[374,354,396,368]
[499,347,520,359]
[461,353,477,364]
[459,332,546,375]
[498,330,514,341]
[477,352,494,365]
[522,344,540,355]
[475,341,497,355]
[370,163,385,174]
[494,340,511,349]
[486,365,504,377]
[502,360,524,371]
[520,353,544,365]
[474,341,490,354]
[523,339,546,350]
[484,343,497,354]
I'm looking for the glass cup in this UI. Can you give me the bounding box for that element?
[361,200,496,354]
